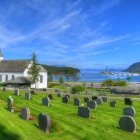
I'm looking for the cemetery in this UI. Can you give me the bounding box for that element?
[0,88,139,140]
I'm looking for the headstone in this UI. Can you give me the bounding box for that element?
[3,87,6,92]
[102,97,108,102]
[21,108,30,120]
[84,97,90,102]
[87,100,97,109]
[48,94,54,100]
[125,98,133,106]
[15,90,20,96]
[57,92,62,97]
[25,93,31,100]
[38,113,51,133]
[92,96,98,101]
[7,96,14,112]
[119,115,136,132]
[62,96,69,103]
[74,98,81,106]
[65,94,71,100]
[96,98,103,105]
[42,97,50,106]
[123,107,136,117]
[78,107,91,118]
[110,101,116,107]
[31,90,36,95]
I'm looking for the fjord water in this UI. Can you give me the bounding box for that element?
[52,69,140,82]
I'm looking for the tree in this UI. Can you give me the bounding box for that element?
[126,76,131,82]
[48,75,53,82]
[28,53,40,88]
[59,76,64,84]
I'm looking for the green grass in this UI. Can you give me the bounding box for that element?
[0,90,140,140]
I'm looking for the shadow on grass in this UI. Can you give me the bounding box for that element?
[0,124,21,140]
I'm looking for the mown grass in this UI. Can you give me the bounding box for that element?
[0,90,140,140]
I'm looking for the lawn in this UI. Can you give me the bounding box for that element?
[0,90,140,140]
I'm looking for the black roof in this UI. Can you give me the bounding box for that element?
[0,60,31,72]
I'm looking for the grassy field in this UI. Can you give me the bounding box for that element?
[0,90,140,140]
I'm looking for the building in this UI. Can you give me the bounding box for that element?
[0,52,47,89]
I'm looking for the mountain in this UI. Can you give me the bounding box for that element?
[40,64,80,75]
[123,62,140,73]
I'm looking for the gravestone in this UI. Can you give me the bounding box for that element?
[74,98,81,106]
[38,113,51,133]
[21,108,30,120]
[57,92,62,97]
[7,96,14,112]
[31,90,36,95]
[84,97,90,102]
[25,93,31,100]
[62,96,69,103]
[48,94,54,100]
[102,97,108,102]
[119,115,136,132]
[96,98,103,105]
[3,87,6,92]
[78,107,91,118]
[65,94,71,100]
[92,96,98,101]
[87,100,97,109]
[110,101,116,107]
[42,97,50,106]
[15,89,20,96]
[123,107,136,117]
[125,98,133,106]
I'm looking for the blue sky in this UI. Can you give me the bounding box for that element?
[0,0,140,69]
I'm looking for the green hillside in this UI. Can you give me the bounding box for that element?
[124,62,140,73]
[0,90,139,140]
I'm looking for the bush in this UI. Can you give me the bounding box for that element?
[48,82,59,88]
[0,83,6,87]
[59,76,64,84]
[71,85,85,94]
[102,79,114,87]
[114,80,127,87]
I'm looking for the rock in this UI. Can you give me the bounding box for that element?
[38,113,51,133]
[78,107,91,118]
[123,107,136,117]
[102,97,108,102]
[87,100,97,109]
[25,93,31,100]
[21,108,30,120]
[96,98,103,105]
[84,97,90,102]
[42,97,50,106]
[119,115,136,132]
[110,101,116,107]
[74,98,80,106]
[62,96,69,103]
[15,89,19,96]
[48,94,54,100]
[125,98,133,106]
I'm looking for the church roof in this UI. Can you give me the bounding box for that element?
[6,76,33,84]
[0,60,31,72]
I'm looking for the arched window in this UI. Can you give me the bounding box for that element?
[40,75,43,83]
[0,74,2,82]
[12,75,14,80]
[5,75,8,81]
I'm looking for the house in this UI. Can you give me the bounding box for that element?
[0,52,47,89]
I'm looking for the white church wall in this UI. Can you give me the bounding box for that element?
[0,72,24,82]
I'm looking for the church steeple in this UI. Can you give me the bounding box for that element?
[0,50,4,61]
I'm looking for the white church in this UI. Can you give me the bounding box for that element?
[0,52,48,89]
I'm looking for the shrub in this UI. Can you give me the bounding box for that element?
[71,85,85,94]
[59,76,64,84]
[114,80,127,87]
[0,83,6,87]
[102,79,114,87]
[48,82,59,88]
